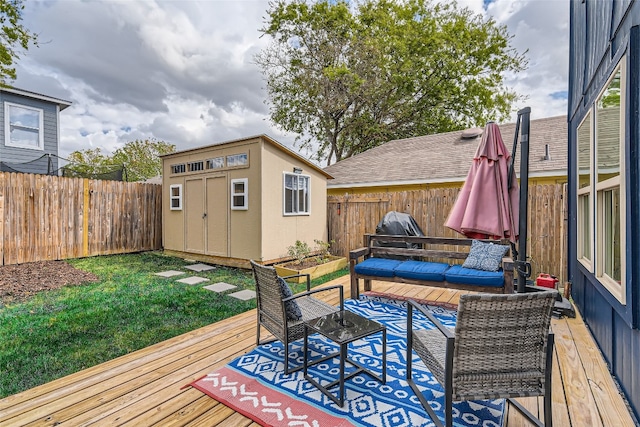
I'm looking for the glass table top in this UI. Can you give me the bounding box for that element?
[305,309,385,344]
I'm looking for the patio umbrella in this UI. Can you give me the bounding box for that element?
[445,122,519,243]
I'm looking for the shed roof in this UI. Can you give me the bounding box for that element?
[161,134,333,179]
[1,86,72,110]
[324,115,567,188]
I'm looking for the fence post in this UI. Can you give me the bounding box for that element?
[83,178,89,257]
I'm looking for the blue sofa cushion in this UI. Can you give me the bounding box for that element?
[445,265,504,287]
[354,258,403,277]
[394,261,450,282]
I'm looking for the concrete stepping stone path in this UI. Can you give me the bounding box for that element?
[228,289,256,301]
[154,270,185,278]
[177,276,210,285]
[203,282,237,293]
[184,263,216,272]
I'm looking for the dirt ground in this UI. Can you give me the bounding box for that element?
[0,260,99,305]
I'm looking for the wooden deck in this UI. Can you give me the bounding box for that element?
[1,276,636,426]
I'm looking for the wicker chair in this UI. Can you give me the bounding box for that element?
[407,291,557,427]
[250,260,344,374]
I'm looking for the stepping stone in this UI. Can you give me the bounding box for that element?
[185,263,216,272]
[203,282,237,293]
[228,289,256,301]
[177,276,210,285]
[154,270,185,278]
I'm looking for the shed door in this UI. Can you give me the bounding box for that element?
[185,178,205,253]
[206,176,228,256]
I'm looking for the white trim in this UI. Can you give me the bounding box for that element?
[169,184,183,210]
[592,56,626,305]
[576,110,594,270]
[283,172,311,216]
[4,102,44,150]
[230,178,248,210]
[0,87,71,110]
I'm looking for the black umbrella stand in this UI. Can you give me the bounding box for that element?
[509,107,575,316]
[508,107,532,294]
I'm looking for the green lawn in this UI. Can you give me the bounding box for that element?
[0,252,347,399]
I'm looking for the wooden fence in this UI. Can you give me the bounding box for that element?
[0,172,162,265]
[328,184,568,286]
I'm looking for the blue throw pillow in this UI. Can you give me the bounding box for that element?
[277,277,303,320]
[462,240,510,272]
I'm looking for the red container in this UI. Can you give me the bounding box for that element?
[536,273,558,289]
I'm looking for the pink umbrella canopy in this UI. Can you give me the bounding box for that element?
[445,122,519,243]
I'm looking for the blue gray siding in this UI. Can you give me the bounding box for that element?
[0,92,59,174]
[568,0,640,420]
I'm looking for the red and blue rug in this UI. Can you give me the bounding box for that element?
[186,295,505,427]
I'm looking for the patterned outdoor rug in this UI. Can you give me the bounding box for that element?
[186,296,505,427]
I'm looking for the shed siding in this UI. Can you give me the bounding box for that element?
[260,141,328,262]
[0,92,59,174]
[568,0,640,420]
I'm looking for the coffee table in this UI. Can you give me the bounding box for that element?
[303,309,386,406]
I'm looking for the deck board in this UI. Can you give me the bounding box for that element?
[1,275,635,427]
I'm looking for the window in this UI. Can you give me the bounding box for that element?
[231,178,248,210]
[171,164,186,174]
[283,173,310,215]
[226,153,248,167]
[576,111,592,268]
[169,184,182,210]
[576,57,626,303]
[207,157,224,170]
[4,102,44,150]
[188,161,204,172]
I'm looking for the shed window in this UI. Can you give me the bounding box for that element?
[576,57,626,304]
[188,161,204,172]
[207,157,224,169]
[4,102,44,150]
[227,153,248,167]
[283,173,310,215]
[171,164,186,174]
[231,178,248,210]
[169,184,182,210]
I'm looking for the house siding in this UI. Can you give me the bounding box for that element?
[568,0,640,420]
[0,92,59,174]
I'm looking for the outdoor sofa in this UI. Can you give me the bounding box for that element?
[349,235,514,298]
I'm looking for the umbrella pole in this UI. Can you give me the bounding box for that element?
[516,107,531,293]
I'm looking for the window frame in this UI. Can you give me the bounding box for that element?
[230,178,248,210]
[593,57,626,304]
[4,102,45,150]
[576,111,594,271]
[283,172,311,216]
[576,56,627,304]
[169,184,183,211]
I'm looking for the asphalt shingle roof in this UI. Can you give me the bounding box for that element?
[324,115,567,188]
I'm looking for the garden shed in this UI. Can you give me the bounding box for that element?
[161,135,332,268]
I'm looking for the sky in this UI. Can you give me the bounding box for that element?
[13,0,569,164]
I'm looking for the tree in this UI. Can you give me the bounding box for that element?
[256,0,527,165]
[65,139,175,181]
[0,0,38,86]
[111,139,175,182]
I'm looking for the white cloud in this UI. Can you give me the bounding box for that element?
[13,0,569,162]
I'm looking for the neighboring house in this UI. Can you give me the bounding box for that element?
[568,1,640,421]
[0,87,71,174]
[161,135,333,267]
[324,115,567,195]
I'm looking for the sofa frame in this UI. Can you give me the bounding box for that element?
[349,234,514,299]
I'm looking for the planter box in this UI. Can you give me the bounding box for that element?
[274,256,348,283]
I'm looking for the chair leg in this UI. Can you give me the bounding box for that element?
[444,390,453,427]
[544,386,553,427]
[407,376,445,427]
